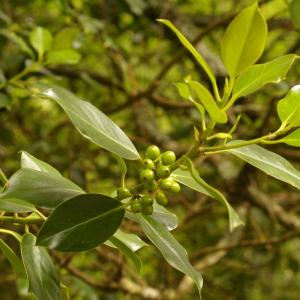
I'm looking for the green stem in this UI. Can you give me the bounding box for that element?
[0,229,22,242]
[0,215,44,224]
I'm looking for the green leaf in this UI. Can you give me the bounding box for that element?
[0,239,26,278]
[0,30,34,58]
[233,55,298,99]
[52,27,79,50]
[106,234,142,273]
[151,202,178,231]
[0,168,84,209]
[157,19,217,94]
[129,213,203,296]
[29,27,53,60]
[36,194,125,251]
[277,85,300,128]
[46,49,81,65]
[21,233,62,300]
[188,81,227,124]
[38,85,140,160]
[21,151,62,176]
[0,92,11,109]
[0,197,35,213]
[174,82,205,118]
[112,229,148,252]
[171,166,244,231]
[227,141,300,190]
[0,166,7,185]
[278,128,300,147]
[221,3,267,77]
[290,0,300,29]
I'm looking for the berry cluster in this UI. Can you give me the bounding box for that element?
[116,145,181,215]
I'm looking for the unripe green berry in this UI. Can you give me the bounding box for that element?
[141,195,154,206]
[131,200,142,213]
[117,187,131,200]
[157,165,171,179]
[145,181,158,193]
[159,178,174,191]
[170,182,181,193]
[140,169,155,182]
[142,158,155,170]
[156,191,168,206]
[161,151,176,165]
[141,205,153,215]
[145,145,160,160]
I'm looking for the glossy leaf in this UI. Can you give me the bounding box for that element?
[113,230,148,252]
[151,202,178,231]
[21,151,61,176]
[227,141,300,190]
[21,233,62,300]
[278,128,300,147]
[277,85,300,127]
[30,27,53,60]
[171,166,244,231]
[233,55,297,99]
[39,85,140,160]
[157,19,216,89]
[46,49,81,65]
[36,194,125,251]
[0,30,34,58]
[290,0,300,28]
[188,81,227,124]
[0,168,84,208]
[221,3,267,77]
[130,213,203,296]
[0,239,26,278]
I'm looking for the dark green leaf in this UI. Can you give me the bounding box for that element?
[36,194,125,251]
[221,3,267,77]
[21,233,62,300]
[106,234,142,273]
[38,85,140,160]
[0,30,34,58]
[227,141,300,190]
[0,239,26,278]
[0,92,11,109]
[46,49,81,65]
[277,85,300,128]
[0,168,84,208]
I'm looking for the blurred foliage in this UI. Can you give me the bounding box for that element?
[1,0,300,299]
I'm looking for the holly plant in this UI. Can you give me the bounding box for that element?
[1,2,300,299]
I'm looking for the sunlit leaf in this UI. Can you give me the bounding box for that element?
[38,85,140,160]
[29,27,53,60]
[277,85,300,128]
[46,49,81,65]
[233,55,297,99]
[278,128,300,147]
[227,141,300,190]
[221,3,267,77]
